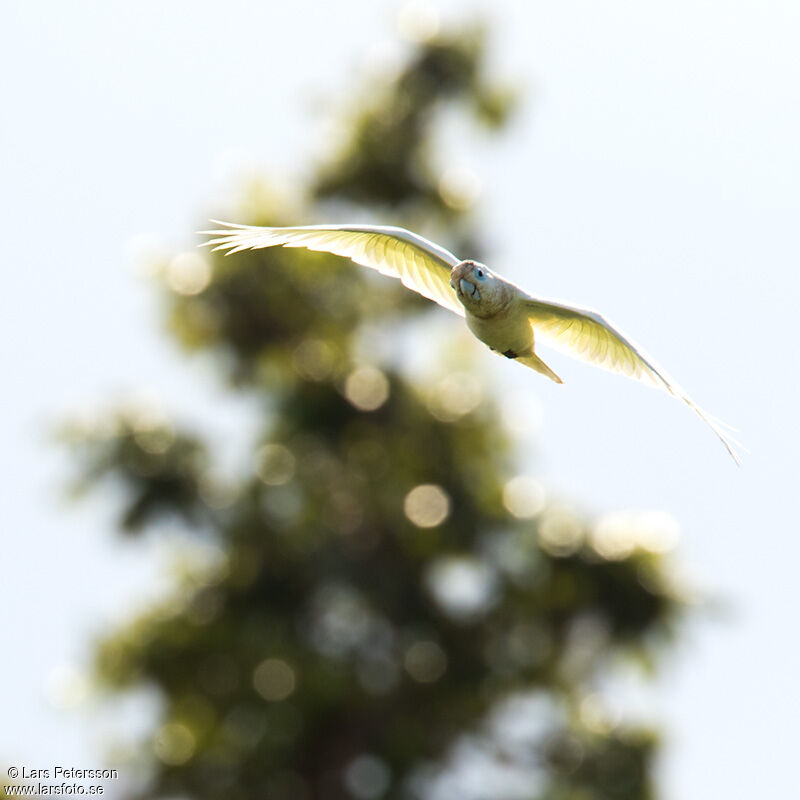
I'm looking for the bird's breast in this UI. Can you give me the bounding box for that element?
[465,305,533,355]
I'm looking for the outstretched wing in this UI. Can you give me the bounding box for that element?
[524,294,742,464]
[200,221,464,317]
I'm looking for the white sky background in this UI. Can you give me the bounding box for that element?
[1,0,798,797]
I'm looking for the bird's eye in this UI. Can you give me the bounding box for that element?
[476,269,485,279]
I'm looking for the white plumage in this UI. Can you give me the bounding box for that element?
[201,221,742,464]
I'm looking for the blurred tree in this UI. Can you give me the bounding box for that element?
[64,22,684,800]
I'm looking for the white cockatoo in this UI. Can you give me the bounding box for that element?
[201,221,741,463]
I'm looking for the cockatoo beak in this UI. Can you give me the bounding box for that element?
[460,278,478,298]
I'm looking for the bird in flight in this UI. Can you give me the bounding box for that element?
[201,222,741,464]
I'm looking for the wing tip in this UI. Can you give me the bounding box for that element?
[693,406,745,466]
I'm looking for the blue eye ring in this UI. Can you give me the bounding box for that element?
[475,268,485,280]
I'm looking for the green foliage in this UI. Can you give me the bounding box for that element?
[313,26,515,218]
[65,24,683,800]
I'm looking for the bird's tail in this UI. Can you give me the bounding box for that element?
[517,352,563,384]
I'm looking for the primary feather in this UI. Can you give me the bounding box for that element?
[200,221,463,317]
[523,295,742,465]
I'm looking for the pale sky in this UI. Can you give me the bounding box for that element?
[1,1,798,797]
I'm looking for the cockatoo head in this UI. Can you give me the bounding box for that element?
[450,260,507,316]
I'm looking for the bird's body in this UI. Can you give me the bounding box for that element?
[452,260,563,383]
[458,265,531,355]
[466,304,533,360]
[201,221,741,463]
